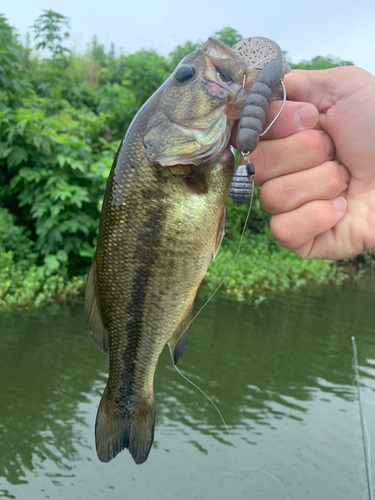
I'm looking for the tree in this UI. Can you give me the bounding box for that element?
[30,9,71,57]
[0,15,29,106]
[214,27,242,48]
[289,54,353,70]
[168,40,202,71]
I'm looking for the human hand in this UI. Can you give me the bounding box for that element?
[241,67,375,260]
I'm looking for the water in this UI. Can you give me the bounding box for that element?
[1,277,375,500]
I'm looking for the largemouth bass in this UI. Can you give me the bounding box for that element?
[84,37,258,464]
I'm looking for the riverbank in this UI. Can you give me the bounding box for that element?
[1,14,362,313]
[1,229,373,312]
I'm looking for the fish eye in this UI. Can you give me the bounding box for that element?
[175,64,195,83]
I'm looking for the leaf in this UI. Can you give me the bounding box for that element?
[56,249,68,262]
[33,134,43,150]
[44,254,60,271]
[79,241,95,258]
[7,147,28,167]
[57,154,66,167]
[0,146,12,158]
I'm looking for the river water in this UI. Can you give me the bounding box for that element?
[1,277,375,500]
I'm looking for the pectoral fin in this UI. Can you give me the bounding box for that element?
[84,259,109,353]
[213,207,226,260]
[167,301,194,365]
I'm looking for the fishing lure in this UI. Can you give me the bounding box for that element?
[228,154,255,206]
[229,37,290,205]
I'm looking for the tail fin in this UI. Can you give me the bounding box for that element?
[95,385,155,464]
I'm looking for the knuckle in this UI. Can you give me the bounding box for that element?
[250,143,276,184]
[270,214,294,246]
[301,130,327,164]
[260,179,293,214]
[311,202,328,222]
[294,245,313,260]
[320,163,343,194]
[313,201,339,232]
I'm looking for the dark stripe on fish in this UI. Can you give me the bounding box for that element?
[117,174,166,406]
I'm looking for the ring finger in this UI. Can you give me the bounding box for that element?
[260,161,350,214]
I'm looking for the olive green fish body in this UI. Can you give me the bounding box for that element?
[84,36,257,464]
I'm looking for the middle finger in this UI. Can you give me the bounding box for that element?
[251,129,335,186]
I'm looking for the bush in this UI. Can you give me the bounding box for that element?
[0,207,84,311]
[0,13,362,310]
[203,234,346,304]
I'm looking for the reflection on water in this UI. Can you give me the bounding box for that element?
[0,277,375,499]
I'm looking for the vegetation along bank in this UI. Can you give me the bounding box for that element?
[0,11,370,311]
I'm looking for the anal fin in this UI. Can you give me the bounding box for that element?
[84,259,109,353]
[167,301,194,365]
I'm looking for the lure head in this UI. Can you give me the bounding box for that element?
[232,36,290,76]
[233,37,290,155]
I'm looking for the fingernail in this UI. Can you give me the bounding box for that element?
[322,133,335,159]
[295,106,318,128]
[339,164,350,184]
[331,196,347,212]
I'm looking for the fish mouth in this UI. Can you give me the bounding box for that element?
[202,36,242,62]
[201,37,258,107]
[202,79,230,99]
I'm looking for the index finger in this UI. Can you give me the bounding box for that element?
[230,100,319,148]
[261,100,319,140]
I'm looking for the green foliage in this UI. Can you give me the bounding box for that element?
[168,40,202,71]
[30,9,71,57]
[0,208,33,260]
[0,248,84,311]
[288,54,354,70]
[203,235,346,304]
[0,11,363,310]
[214,27,242,48]
[0,15,30,107]
[0,208,84,311]
[120,49,170,108]
[0,97,112,261]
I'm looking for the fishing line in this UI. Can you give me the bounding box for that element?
[171,172,290,498]
[174,77,287,344]
[173,363,291,498]
[259,80,286,137]
[175,169,254,346]
[352,336,374,500]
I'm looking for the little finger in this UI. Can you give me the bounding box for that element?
[270,197,347,250]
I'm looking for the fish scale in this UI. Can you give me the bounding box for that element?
[84,36,259,464]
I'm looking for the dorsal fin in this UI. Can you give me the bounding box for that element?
[213,207,226,260]
[84,259,108,353]
[167,301,194,365]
